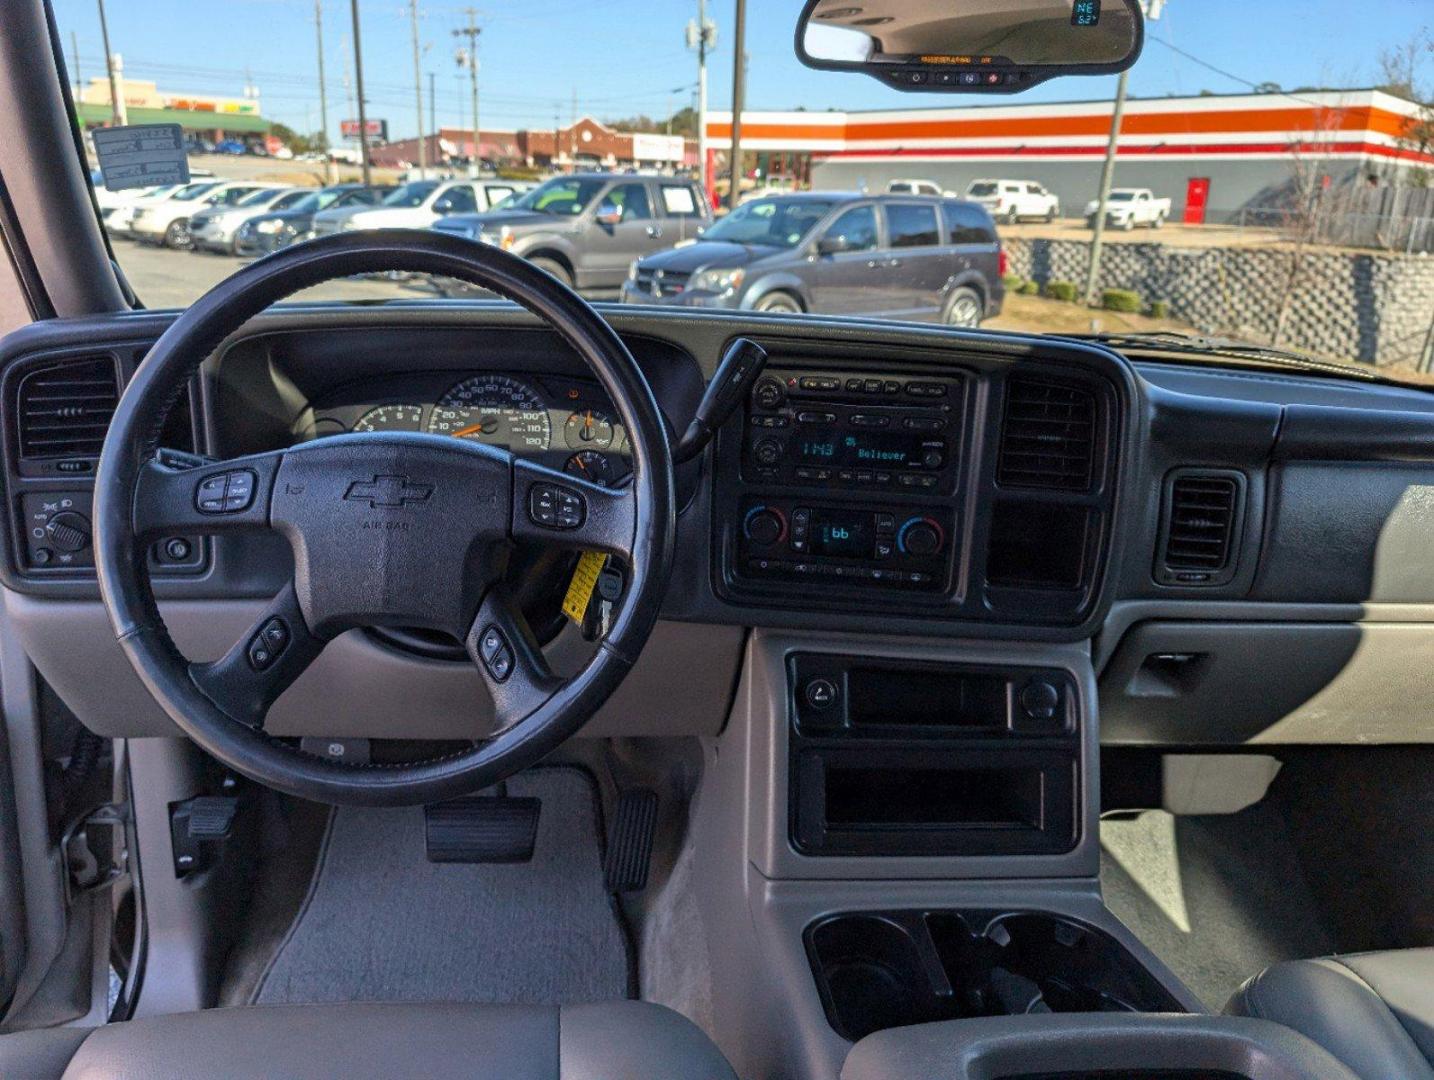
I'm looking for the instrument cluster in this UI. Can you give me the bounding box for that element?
[304,372,629,485]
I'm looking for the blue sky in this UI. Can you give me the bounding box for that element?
[54,0,1431,141]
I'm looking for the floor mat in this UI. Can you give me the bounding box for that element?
[1100,804,1335,1011]
[252,767,631,1006]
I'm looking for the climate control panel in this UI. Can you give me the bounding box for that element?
[736,496,954,592]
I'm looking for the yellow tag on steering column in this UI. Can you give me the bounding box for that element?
[562,551,609,625]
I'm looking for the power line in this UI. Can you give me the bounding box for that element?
[1147,37,1326,107]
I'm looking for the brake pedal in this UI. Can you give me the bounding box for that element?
[604,788,658,893]
[424,796,541,864]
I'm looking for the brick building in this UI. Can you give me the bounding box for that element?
[370,117,695,172]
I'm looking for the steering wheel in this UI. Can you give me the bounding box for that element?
[93,230,675,807]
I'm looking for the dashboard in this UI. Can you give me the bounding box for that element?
[5,302,1434,749]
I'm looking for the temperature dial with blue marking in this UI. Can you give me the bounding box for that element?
[743,505,787,546]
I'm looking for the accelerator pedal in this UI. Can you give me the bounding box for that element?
[424,796,541,864]
[604,788,659,893]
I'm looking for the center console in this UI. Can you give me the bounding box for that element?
[712,347,1122,630]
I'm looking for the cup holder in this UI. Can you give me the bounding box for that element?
[806,909,1184,1041]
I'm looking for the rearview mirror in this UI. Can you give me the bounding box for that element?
[795,0,1143,94]
[595,204,623,227]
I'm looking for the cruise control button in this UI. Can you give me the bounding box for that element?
[478,625,504,661]
[488,648,514,682]
[528,483,585,530]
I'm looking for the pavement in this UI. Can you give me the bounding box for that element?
[113,238,438,309]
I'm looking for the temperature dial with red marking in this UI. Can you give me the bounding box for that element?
[743,505,787,547]
[897,515,944,557]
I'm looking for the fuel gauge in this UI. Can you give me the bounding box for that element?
[564,408,615,450]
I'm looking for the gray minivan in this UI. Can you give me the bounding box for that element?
[432,172,712,294]
[620,192,1004,326]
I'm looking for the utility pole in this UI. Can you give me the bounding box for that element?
[453,11,481,177]
[727,0,747,210]
[570,88,577,172]
[428,72,437,166]
[96,0,124,126]
[70,30,81,99]
[1083,0,1163,306]
[410,0,426,178]
[689,0,714,194]
[1082,68,1127,306]
[314,0,334,181]
[349,0,371,185]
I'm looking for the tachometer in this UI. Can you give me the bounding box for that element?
[353,404,423,432]
[429,375,552,451]
[564,408,615,450]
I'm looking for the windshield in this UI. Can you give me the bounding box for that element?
[57,1,1434,383]
[703,199,834,247]
[511,178,607,216]
[235,187,282,207]
[380,181,439,208]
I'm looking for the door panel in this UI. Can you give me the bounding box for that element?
[583,182,663,288]
[804,204,883,314]
[882,202,949,317]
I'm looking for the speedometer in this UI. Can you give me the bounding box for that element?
[428,374,552,451]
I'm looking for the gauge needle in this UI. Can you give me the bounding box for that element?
[452,422,486,437]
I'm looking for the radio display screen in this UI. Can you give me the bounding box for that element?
[809,509,874,558]
[794,432,927,468]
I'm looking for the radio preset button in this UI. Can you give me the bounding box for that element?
[883,380,902,394]
[845,378,864,392]
[850,414,890,428]
[906,381,948,397]
[797,411,835,424]
[863,379,883,394]
[904,416,946,431]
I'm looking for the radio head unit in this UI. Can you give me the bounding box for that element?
[744,368,964,496]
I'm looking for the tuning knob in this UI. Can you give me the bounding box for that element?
[753,377,785,410]
[45,511,92,553]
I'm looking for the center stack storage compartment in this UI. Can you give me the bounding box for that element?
[788,654,1080,856]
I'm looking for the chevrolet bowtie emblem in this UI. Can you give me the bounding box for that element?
[343,475,433,508]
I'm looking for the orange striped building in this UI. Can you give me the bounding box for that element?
[706,89,1431,222]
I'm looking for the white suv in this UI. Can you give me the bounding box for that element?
[964,179,1061,224]
[131,181,270,248]
[311,179,524,236]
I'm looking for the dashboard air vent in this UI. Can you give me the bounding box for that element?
[16,356,121,460]
[1159,472,1241,584]
[997,378,1096,492]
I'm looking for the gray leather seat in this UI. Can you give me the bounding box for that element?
[1225,948,1434,1080]
[0,1000,737,1080]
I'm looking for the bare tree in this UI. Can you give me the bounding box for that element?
[1378,28,1434,186]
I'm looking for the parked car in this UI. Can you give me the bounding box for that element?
[111,180,222,240]
[621,192,1004,326]
[214,139,247,155]
[232,184,396,257]
[887,178,952,197]
[964,179,1061,223]
[90,175,178,223]
[189,187,311,255]
[1084,187,1171,230]
[311,179,529,236]
[131,180,270,248]
[432,173,712,293]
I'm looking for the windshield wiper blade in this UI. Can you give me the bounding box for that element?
[1065,331,1390,383]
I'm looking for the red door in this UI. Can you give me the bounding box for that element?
[1184,177,1211,224]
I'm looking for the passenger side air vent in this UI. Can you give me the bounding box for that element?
[16,356,121,460]
[997,378,1096,492]
[1156,470,1244,587]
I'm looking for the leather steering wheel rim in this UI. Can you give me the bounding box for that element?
[93,229,675,807]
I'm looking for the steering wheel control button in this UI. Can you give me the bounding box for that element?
[805,677,839,710]
[196,470,258,515]
[528,483,585,529]
[247,618,290,672]
[478,625,505,662]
